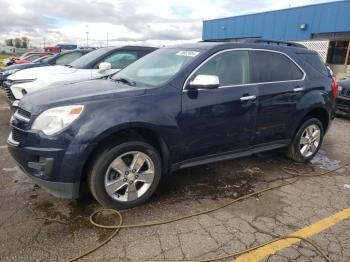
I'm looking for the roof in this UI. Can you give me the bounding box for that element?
[163,40,317,54]
[204,1,344,22]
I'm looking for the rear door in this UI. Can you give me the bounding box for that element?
[250,50,305,145]
[179,50,258,159]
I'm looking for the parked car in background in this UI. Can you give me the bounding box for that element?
[31,55,54,63]
[336,78,350,115]
[5,52,53,67]
[12,53,53,65]
[0,49,91,87]
[3,46,156,108]
[7,40,336,209]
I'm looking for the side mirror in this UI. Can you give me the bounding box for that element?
[98,62,112,73]
[188,74,220,90]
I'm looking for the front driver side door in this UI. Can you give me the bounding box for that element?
[179,50,258,160]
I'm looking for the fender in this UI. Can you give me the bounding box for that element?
[287,88,332,139]
[68,86,185,179]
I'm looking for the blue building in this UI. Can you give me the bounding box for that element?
[202,1,350,77]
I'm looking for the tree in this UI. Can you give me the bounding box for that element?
[14,38,22,48]
[21,37,29,48]
[5,39,14,46]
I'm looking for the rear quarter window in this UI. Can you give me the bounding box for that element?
[299,53,328,76]
[250,51,304,83]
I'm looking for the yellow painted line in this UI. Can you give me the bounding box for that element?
[234,208,350,262]
[0,145,7,149]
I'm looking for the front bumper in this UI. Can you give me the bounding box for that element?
[7,132,81,199]
[336,96,350,113]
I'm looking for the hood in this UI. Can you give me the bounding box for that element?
[8,65,79,81]
[1,62,45,72]
[338,78,350,88]
[9,67,119,99]
[19,79,147,114]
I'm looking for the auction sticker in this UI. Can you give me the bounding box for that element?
[176,51,199,57]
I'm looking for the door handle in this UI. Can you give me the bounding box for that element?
[240,95,257,101]
[293,87,305,92]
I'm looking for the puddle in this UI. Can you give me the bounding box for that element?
[152,160,261,203]
[311,149,343,171]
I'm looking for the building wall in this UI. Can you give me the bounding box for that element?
[203,1,350,41]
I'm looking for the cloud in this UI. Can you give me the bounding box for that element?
[0,0,341,47]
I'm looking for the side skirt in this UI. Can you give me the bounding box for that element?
[171,140,289,171]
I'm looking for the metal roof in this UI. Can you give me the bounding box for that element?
[203,1,350,41]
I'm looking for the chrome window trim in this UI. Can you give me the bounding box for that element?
[182,48,306,91]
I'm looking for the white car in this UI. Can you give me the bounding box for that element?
[4,46,156,108]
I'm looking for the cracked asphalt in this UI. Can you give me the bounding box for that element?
[0,90,350,262]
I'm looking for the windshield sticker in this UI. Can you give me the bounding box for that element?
[176,51,199,57]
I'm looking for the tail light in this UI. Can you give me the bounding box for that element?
[331,77,338,98]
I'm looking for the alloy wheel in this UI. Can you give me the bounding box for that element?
[104,151,155,202]
[299,124,321,158]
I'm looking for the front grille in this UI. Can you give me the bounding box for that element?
[17,107,31,119]
[3,81,15,102]
[340,87,350,98]
[12,127,25,144]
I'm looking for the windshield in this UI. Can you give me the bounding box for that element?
[112,48,201,87]
[32,56,50,63]
[41,53,59,64]
[69,48,110,69]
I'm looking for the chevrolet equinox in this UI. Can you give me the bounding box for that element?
[7,40,337,209]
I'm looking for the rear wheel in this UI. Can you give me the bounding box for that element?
[286,118,324,162]
[88,141,162,209]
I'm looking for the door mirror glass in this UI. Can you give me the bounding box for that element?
[98,62,112,73]
[188,74,220,90]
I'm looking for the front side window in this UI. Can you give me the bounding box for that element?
[100,51,138,69]
[55,52,83,65]
[190,50,250,86]
[112,48,202,87]
[251,51,303,83]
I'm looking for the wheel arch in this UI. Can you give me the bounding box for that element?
[79,125,170,193]
[291,106,330,142]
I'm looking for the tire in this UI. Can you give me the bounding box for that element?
[286,118,324,162]
[88,141,162,209]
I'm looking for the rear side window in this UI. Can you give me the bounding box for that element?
[250,51,303,83]
[192,50,250,86]
[300,53,328,76]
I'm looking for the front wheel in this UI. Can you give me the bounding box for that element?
[286,118,324,162]
[88,141,162,209]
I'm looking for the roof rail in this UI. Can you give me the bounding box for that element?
[240,38,306,48]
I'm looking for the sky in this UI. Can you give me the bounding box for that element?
[0,0,342,48]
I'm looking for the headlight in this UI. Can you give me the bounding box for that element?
[3,68,19,75]
[32,105,84,136]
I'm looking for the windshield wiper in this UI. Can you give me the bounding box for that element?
[113,77,136,86]
[64,64,73,68]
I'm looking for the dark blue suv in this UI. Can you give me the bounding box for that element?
[7,40,336,208]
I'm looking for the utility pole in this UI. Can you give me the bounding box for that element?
[85,25,89,47]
